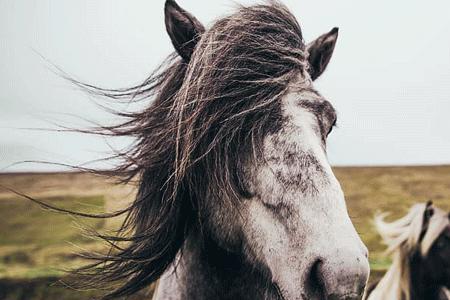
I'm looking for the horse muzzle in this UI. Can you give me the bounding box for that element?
[305,249,369,300]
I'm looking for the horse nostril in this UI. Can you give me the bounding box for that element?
[307,254,369,300]
[306,259,325,299]
[310,259,323,283]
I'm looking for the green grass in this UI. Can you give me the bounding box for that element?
[0,277,103,300]
[0,195,105,279]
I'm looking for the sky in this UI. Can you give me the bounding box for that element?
[1,0,450,172]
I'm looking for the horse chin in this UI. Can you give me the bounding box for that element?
[271,280,324,300]
[273,280,364,300]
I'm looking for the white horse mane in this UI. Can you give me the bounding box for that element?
[366,202,450,300]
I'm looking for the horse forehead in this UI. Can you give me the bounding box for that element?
[282,88,336,126]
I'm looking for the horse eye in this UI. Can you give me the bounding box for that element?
[326,118,337,136]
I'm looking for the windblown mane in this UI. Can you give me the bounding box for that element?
[367,203,450,300]
[69,2,307,298]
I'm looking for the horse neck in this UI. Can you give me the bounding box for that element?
[409,253,442,300]
[154,227,275,300]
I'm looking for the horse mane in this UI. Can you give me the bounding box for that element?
[367,203,450,300]
[67,2,306,298]
[375,203,429,255]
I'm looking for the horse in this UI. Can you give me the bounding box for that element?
[69,1,370,299]
[365,201,450,300]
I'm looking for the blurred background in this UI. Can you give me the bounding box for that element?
[1,0,449,299]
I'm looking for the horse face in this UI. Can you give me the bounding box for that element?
[235,82,369,300]
[165,2,369,299]
[202,19,368,300]
[425,216,450,288]
[230,30,369,299]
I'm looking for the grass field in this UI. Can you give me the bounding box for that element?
[0,166,449,299]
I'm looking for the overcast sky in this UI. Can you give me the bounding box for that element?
[1,0,450,172]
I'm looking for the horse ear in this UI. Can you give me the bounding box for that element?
[423,201,434,230]
[424,201,434,220]
[419,201,434,242]
[164,0,205,62]
[307,27,339,81]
